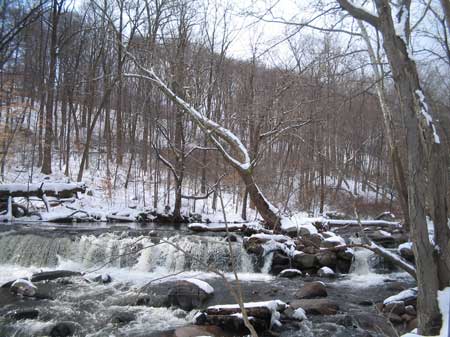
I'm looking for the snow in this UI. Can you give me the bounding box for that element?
[398,242,413,253]
[415,89,440,144]
[324,235,346,245]
[318,266,335,276]
[208,300,286,328]
[11,278,37,290]
[250,233,291,242]
[379,230,392,237]
[384,288,418,305]
[281,213,318,235]
[279,269,303,277]
[293,307,307,321]
[183,278,214,294]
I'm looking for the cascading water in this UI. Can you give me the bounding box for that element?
[0,231,256,274]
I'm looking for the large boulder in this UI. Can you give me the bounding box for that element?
[293,253,317,269]
[168,279,214,311]
[398,242,414,262]
[316,251,337,267]
[290,298,339,315]
[295,281,327,299]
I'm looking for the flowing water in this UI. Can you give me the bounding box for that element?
[0,224,414,337]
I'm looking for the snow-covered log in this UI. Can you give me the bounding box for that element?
[0,182,86,199]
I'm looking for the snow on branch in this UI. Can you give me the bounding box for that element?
[124,67,252,172]
[336,0,380,28]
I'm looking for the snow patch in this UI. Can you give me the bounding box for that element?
[183,278,214,294]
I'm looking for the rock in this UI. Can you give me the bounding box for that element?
[168,279,214,310]
[172,308,187,318]
[293,253,317,269]
[295,281,327,299]
[170,325,234,337]
[383,301,405,315]
[405,305,416,316]
[337,248,354,261]
[407,318,418,331]
[385,312,403,324]
[243,238,264,256]
[110,311,136,325]
[47,321,81,337]
[290,298,339,315]
[6,309,39,320]
[398,242,414,262]
[93,274,112,284]
[10,279,37,297]
[272,252,290,266]
[317,266,336,278]
[224,234,238,242]
[353,313,399,337]
[316,251,337,267]
[336,259,352,274]
[321,236,345,249]
[401,314,415,322]
[31,270,82,282]
[279,269,302,278]
[302,246,318,254]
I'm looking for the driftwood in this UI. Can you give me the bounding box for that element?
[0,182,86,199]
[1,270,82,288]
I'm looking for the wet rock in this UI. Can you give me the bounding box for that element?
[5,308,39,320]
[405,305,416,316]
[317,266,336,278]
[279,269,302,278]
[401,313,415,322]
[172,308,187,318]
[165,325,234,337]
[293,253,317,269]
[385,312,403,324]
[295,281,327,299]
[168,280,214,310]
[47,321,81,337]
[383,301,405,315]
[336,259,352,274]
[110,311,136,325]
[10,279,37,297]
[337,248,354,261]
[93,274,112,284]
[316,251,337,267]
[290,298,339,315]
[224,234,238,242]
[271,252,291,274]
[31,270,82,282]
[243,238,264,255]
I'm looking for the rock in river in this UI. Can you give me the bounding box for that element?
[295,281,328,299]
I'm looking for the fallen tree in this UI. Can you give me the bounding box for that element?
[0,183,86,199]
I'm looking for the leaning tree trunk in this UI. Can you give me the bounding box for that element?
[125,63,282,229]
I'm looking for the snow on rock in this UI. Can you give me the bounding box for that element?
[184,278,214,295]
[207,300,287,328]
[293,307,307,321]
[384,288,418,305]
[323,235,346,246]
[317,267,335,278]
[11,278,37,297]
[281,213,318,235]
[251,233,291,242]
[279,269,303,278]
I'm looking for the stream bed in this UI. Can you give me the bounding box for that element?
[0,223,415,337]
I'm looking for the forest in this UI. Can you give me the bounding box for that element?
[0,0,449,337]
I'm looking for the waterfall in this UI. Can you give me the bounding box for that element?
[0,232,256,273]
[350,248,373,275]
